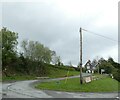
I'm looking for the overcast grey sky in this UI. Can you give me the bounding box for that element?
[1,0,119,66]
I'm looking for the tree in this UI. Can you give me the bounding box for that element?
[51,51,57,64]
[42,47,52,63]
[108,57,114,63]
[108,57,119,69]
[112,68,120,82]
[98,58,114,74]
[18,53,30,74]
[21,40,36,60]
[108,57,120,81]
[53,56,61,66]
[34,41,44,61]
[51,51,61,66]
[57,56,61,66]
[1,27,18,76]
[98,57,105,63]
[91,59,98,67]
[21,39,53,64]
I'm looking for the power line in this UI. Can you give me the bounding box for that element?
[82,28,120,43]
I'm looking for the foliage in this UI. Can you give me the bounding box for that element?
[1,27,18,76]
[1,27,79,79]
[98,61,114,74]
[1,28,61,77]
[107,57,120,82]
[21,40,53,63]
[96,57,120,82]
[52,54,62,66]
[2,63,79,81]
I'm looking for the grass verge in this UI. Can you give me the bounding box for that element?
[35,76,120,92]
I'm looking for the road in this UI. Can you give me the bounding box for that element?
[1,74,119,98]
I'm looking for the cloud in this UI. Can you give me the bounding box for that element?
[2,0,118,66]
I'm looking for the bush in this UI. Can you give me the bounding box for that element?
[98,61,114,74]
[112,68,120,82]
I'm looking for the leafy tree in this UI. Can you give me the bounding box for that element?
[18,53,30,74]
[42,47,52,63]
[21,40,28,57]
[51,51,57,64]
[108,57,119,69]
[52,52,61,66]
[21,39,53,63]
[107,57,120,81]
[108,57,114,63]
[56,56,61,66]
[1,27,18,76]
[98,58,114,74]
[112,68,119,80]
[34,41,44,61]
[98,57,105,63]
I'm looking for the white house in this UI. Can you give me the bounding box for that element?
[84,60,96,74]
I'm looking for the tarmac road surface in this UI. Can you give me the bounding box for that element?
[1,74,119,98]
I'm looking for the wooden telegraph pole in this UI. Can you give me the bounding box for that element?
[79,27,83,84]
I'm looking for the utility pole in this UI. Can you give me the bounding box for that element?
[79,27,83,84]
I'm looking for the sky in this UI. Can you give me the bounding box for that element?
[1,0,119,66]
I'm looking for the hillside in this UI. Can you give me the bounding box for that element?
[2,63,80,81]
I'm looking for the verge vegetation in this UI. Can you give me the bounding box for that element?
[35,75,120,92]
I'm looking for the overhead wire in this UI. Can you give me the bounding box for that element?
[81,28,120,43]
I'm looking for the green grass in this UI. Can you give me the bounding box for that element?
[2,62,80,82]
[35,76,120,92]
[2,70,79,82]
[48,69,79,78]
[45,64,79,78]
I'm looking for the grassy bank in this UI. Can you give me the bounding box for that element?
[2,65,79,81]
[35,75,120,92]
[2,71,79,81]
[47,67,79,78]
